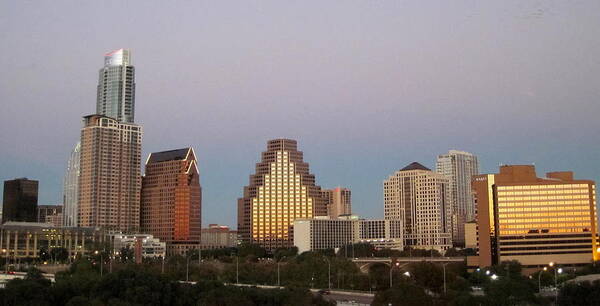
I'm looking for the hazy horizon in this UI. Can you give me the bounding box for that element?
[1,1,599,228]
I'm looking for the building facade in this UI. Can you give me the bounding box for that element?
[322,187,352,218]
[78,114,142,232]
[0,222,105,260]
[37,205,63,226]
[237,139,327,250]
[293,215,404,254]
[140,148,201,255]
[201,224,238,249]
[473,165,599,269]
[97,49,136,123]
[2,178,39,224]
[436,150,479,246]
[110,234,166,259]
[384,162,452,251]
[63,142,80,227]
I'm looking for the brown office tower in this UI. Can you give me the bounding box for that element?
[237,139,326,251]
[141,148,201,255]
[322,187,352,218]
[78,115,142,232]
[473,165,599,270]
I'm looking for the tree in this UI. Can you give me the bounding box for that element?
[372,282,434,306]
[559,280,600,306]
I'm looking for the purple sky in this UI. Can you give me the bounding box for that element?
[1,1,599,228]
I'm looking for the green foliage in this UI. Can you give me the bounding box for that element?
[274,247,298,261]
[559,280,600,306]
[372,282,434,306]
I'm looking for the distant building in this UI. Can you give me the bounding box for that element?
[473,165,599,269]
[322,187,352,218]
[237,139,327,250]
[78,114,142,232]
[111,234,166,259]
[37,205,63,226]
[97,49,136,123]
[63,142,80,227]
[384,162,452,252]
[436,150,479,246]
[2,178,38,224]
[293,215,404,254]
[0,222,105,260]
[201,224,238,249]
[464,221,477,250]
[141,148,201,255]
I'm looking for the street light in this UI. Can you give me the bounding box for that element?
[324,257,331,290]
[538,267,548,292]
[2,249,6,274]
[442,263,449,294]
[389,262,400,288]
[491,274,498,280]
[94,250,103,277]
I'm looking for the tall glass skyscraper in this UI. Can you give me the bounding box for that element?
[96,49,135,123]
[62,142,80,227]
[436,150,479,246]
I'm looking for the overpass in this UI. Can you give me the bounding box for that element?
[352,257,465,273]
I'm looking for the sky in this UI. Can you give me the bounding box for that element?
[1,1,599,228]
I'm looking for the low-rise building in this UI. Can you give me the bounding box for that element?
[201,224,238,249]
[293,215,403,253]
[0,222,105,260]
[110,234,166,259]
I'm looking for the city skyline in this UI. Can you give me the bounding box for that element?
[2,1,600,229]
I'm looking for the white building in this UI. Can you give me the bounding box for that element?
[111,234,166,258]
[62,142,80,227]
[293,215,403,254]
[436,150,479,246]
[384,162,452,252]
[201,224,238,249]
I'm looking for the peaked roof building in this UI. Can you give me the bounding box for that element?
[237,139,327,250]
[141,148,201,255]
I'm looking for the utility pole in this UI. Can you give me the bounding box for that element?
[236,256,239,284]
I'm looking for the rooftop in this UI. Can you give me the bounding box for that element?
[147,148,191,163]
[400,162,431,171]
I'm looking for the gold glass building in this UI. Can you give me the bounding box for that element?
[473,165,598,269]
[237,139,326,250]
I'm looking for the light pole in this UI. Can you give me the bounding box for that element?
[549,262,562,304]
[236,255,239,284]
[186,254,190,282]
[2,249,6,274]
[94,250,103,277]
[161,255,165,274]
[324,257,331,290]
[538,267,547,292]
[389,262,400,288]
[442,263,448,295]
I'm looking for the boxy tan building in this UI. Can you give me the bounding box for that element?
[473,165,599,269]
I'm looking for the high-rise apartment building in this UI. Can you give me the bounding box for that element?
[38,204,63,226]
[473,165,599,269]
[63,142,80,227]
[383,162,452,251]
[322,187,352,218]
[2,178,39,223]
[237,139,327,250]
[97,49,135,123]
[436,150,479,246]
[141,148,201,255]
[78,114,142,232]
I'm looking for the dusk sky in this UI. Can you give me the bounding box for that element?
[1,1,599,228]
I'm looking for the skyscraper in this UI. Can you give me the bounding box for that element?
[383,162,452,251]
[96,49,135,123]
[78,114,142,232]
[2,178,38,223]
[141,148,201,255]
[436,150,479,246]
[473,165,599,269]
[237,139,327,250]
[322,187,352,218]
[63,142,80,227]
